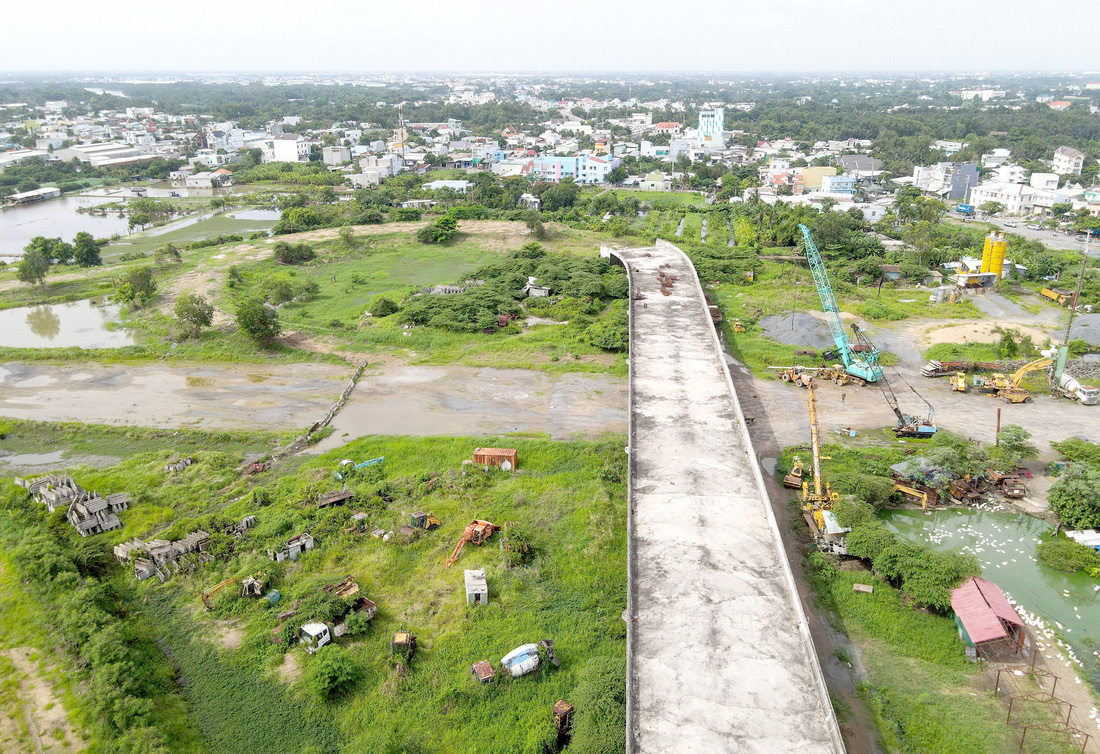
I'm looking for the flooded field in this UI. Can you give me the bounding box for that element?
[0,363,628,442]
[310,365,628,452]
[0,196,130,255]
[0,363,350,430]
[0,299,137,348]
[882,508,1100,692]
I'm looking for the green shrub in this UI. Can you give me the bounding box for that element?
[570,656,626,754]
[1037,536,1100,573]
[273,241,316,264]
[860,300,905,321]
[369,297,400,318]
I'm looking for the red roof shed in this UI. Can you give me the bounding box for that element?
[950,576,1024,647]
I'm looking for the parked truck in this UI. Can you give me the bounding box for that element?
[1054,372,1100,405]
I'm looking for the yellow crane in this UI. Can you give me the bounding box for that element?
[802,379,838,531]
[989,358,1051,403]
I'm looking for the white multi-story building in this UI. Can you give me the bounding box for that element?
[969,182,1040,215]
[1029,172,1059,191]
[268,134,310,163]
[322,145,351,166]
[697,107,725,148]
[993,164,1027,184]
[981,149,1012,168]
[1052,146,1085,176]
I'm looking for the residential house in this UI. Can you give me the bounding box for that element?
[800,166,838,191]
[981,149,1012,168]
[653,122,682,135]
[1052,146,1085,176]
[1047,101,1072,111]
[1029,172,1059,191]
[968,182,1039,216]
[819,174,856,195]
[912,162,979,201]
[638,170,672,191]
[322,145,351,166]
[527,154,620,184]
[993,164,1027,184]
[269,133,310,163]
[838,155,883,178]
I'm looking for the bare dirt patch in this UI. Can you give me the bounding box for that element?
[214,620,245,651]
[276,652,302,684]
[160,244,271,325]
[0,647,86,753]
[919,321,1050,347]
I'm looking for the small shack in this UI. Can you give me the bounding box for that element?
[950,576,1025,660]
[473,447,518,471]
[464,569,488,606]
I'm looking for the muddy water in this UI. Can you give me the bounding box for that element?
[881,509,1100,693]
[0,363,629,442]
[308,365,628,452]
[0,196,131,255]
[0,299,137,349]
[0,363,350,430]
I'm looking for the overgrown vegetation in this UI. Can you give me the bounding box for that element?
[0,432,628,752]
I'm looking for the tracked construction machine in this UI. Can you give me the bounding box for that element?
[445,520,499,568]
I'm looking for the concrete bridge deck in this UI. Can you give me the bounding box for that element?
[608,240,844,753]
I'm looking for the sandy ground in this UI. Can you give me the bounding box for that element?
[309,365,627,452]
[159,243,269,326]
[750,371,1095,455]
[276,653,301,684]
[0,648,85,753]
[214,621,244,651]
[918,320,1050,347]
[0,362,350,431]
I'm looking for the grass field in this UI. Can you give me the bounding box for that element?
[1,431,628,753]
[709,258,976,375]
[1,221,628,374]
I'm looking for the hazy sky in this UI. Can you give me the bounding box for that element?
[4,0,1099,74]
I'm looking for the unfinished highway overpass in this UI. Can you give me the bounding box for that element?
[605,240,844,753]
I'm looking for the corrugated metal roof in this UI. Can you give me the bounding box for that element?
[973,577,1024,630]
[950,577,1021,645]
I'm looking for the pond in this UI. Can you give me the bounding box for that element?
[881,509,1100,690]
[231,209,281,221]
[0,196,131,256]
[0,299,138,349]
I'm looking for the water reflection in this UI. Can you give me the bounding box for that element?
[26,306,61,340]
[0,299,137,349]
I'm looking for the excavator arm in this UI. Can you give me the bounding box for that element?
[445,536,467,568]
[1009,358,1052,387]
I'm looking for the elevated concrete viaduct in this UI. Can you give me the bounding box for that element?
[605,240,844,753]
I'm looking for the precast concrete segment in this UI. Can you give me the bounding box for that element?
[610,241,843,753]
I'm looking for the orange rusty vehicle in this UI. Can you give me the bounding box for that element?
[445,520,499,567]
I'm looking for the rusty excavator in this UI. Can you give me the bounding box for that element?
[445,520,499,568]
